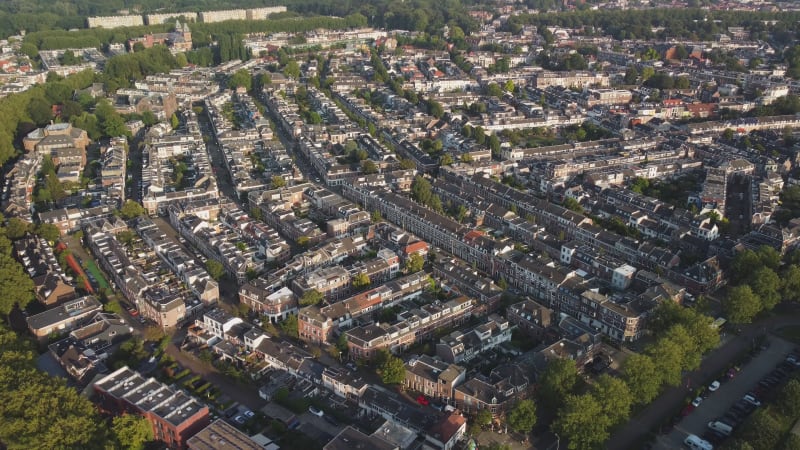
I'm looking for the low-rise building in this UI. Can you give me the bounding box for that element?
[506,299,553,339]
[187,419,264,450]
[94,366,210,450]
[404,355,465,404]
[27,296,102,342]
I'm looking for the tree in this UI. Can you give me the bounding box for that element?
[440,153,454,166]
[119,200,145,219]
[300,289,323,306]
[623,66,639,84]
[411,176,433,205]
[592,374,633,427]
[0,254,36,316]
[782,265,800,303]
[538,358,578,408]
[0,367,109,449]
[371,210,382,223]
[60,100,83,121]
[750,267,781,311]
[6,217,31,239]
[228,69,252,91]
[622,353,661,405]
[270,175,286,189]
[170,113,180,130]
[206,260,224,281]
[647,336,684,387]
[740,409,783,450]
[488,134,501,155]
[378,352,405,384]
[284,60,300,79]
[552,394,611,450]
[34,223,60,243]
[352,272,371,289]
[427,99,444,118]
[508,399,537,433]
[361,160,378,174]
[281,314,298,338]
[486,83,503,97]
[27,97,53,126]
[405,253,424,274]
[474,408,493,427]
[45,82,73,104]
[724,285,762,324]
[562,197,583,213]
[641,66,655,81]
[112,413,153,450]
[779,378,800,419]
[399,158,415,170]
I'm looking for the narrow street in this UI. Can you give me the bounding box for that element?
[164,338,267,412]
[195,103,240,204]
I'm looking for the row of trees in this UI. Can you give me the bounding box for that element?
[547,302,719,448]
[724,246,800,323]
[504,8,800,43]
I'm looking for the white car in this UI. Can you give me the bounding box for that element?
[709,380,721,392]
[692,397,703,407]
[233,415,245,425]
[308,406,324,417]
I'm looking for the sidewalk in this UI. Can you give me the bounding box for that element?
[606,310,800,450]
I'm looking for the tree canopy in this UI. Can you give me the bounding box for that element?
[508,399,537,434]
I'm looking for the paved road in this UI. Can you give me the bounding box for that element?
[607,308,800,450]
[654,335,794,449]
[164,339,266,411]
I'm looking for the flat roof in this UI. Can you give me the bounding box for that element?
[187,419,263,450]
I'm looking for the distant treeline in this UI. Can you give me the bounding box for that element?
[505,8,800,44]
[23,14,367,51]
[0,0,477,40]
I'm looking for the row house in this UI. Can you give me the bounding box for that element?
[322,367,369,400]
[94,367,210,450]
[403,355,465,404]
[239,283,297,324]
[292,265,352,301]
[436,315,513,364]
[298,271,429,344]
[346,296,474,360]
[14,234,76,306]
[506,299,554,340]
[432,258,503,308]
[577,290,651,342]
[453,365,529,416]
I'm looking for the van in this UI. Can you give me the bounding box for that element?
[684,434,714,450]
[742,395,761,407]
[708,421,733,436]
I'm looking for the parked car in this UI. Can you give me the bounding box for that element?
[708,380,721,392]
[692,397,703,407]
[243,410,255,419]
[308,406,324,417]
[233,415,245,425]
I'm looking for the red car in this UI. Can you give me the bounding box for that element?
[416,395,429,406]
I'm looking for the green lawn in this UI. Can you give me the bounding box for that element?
[83,259,110,290]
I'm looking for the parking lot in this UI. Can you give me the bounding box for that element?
[654,336,795,449]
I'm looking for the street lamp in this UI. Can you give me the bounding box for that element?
[555,432,561,450]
